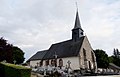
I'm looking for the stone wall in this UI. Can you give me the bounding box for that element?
[79,36,97,71]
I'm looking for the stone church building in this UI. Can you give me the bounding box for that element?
[27,10,97,72]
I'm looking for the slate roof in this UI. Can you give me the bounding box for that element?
[27,50,47,61]
[44,36,85,60]
[109,63,120,70]
[28,36,85,61]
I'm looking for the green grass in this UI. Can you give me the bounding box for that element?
[0,62,31,77]
[1,62,30,69]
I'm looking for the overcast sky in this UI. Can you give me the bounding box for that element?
[0,0,120,61]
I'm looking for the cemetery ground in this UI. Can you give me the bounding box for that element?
[30,66,120,77]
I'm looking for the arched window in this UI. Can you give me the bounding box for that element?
[45,60,49,66]
[83,48,87,59]
[83,48,87,69]
[51,59,57,67]
[55,59,57,67]
[59,59,63,69]
[88,61,92,70]
[40,60,43,66]
[91,51,95,62]
[83,48,86,56]
[51,59,55,66]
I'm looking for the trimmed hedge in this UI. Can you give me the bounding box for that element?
[0,62,31,77]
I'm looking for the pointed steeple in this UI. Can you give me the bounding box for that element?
[73,10,82,30]
[72,10,84,41]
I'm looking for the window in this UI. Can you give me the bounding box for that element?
[55,59,57,67]
[91,51,95,62]
[81,32,83,35]
[88,61,92,70]
[59,59,63,69]
[51,59,54,66]
[40,60,43,66]
[51,59,57,66]
[83,48,86,57]
[83,48,87,68]
[45,60,49,66]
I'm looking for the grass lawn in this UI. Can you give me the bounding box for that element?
[1,62,30,69]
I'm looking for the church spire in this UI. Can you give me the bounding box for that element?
[72,10,84,41]
[73,10,82,29]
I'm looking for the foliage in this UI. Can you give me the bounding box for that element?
[111,56,120,67]
[109,48,120,67]
[113,48,120,59]
[0,37,25,64]
[1,63,29,69]
[94,49,109,68]
[0,37,13,63]
[13,46,25,64]
[0,62,31,77]
[108,56,114,63]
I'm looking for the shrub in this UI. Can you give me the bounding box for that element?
[0,62,31,77]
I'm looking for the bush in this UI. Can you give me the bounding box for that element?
[0,62,31,77]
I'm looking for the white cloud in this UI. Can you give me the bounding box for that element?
[0,0,120,61]
[81,0,120,55]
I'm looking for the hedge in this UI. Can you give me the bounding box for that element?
[0,62,31,77]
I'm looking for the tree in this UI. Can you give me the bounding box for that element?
[111,56,120,67]
[108,56,114,63]
[116,48,120,59]
[13,46,25,64]
[109,48,120,67]
[113,48,117,57]
[0,37,25,64]
[0,37,13,63]
[94,49,109,68]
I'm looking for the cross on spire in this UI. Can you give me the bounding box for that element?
[75,2,78,11]
[72,3,84,41]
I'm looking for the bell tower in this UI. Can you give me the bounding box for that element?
[72,10,84,41]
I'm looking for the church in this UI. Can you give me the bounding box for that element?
[27,10,97,72]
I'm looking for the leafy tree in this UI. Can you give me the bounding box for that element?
[116,49,119,55]
[113,48,120,59]
[13,46,25,64]
[111,56,120,67]
[94,49,109,68]
[0,37,25,64]
[113,48,117,57]
[109,48,120,67]
[0,37,13,63]
[108,56,114,63]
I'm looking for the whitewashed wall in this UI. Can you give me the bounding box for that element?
[62,57,80,70]
[30,57,80,70]
[30,60,41,67]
